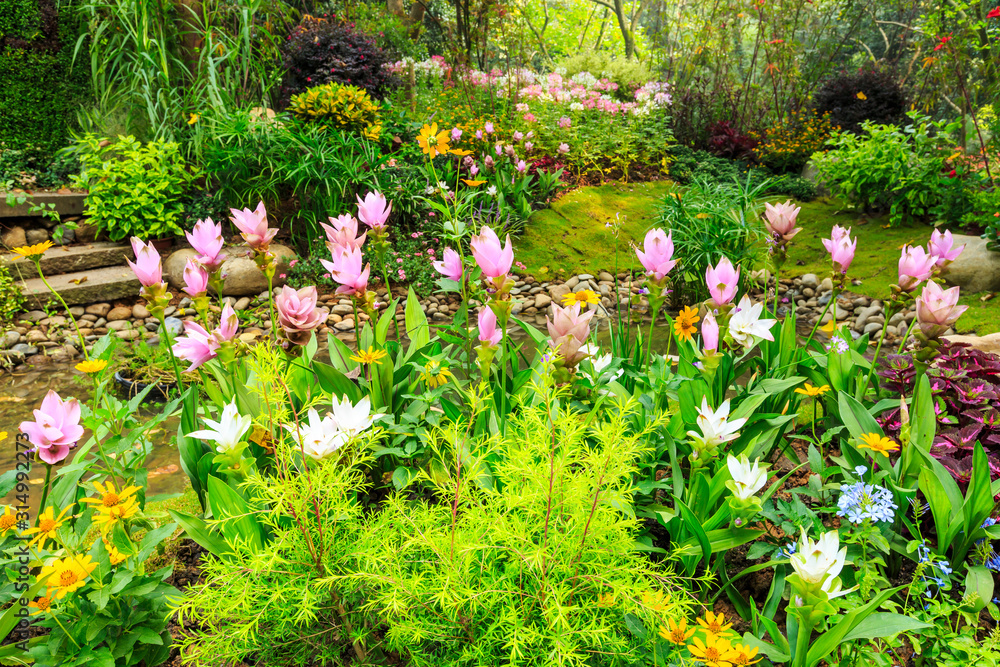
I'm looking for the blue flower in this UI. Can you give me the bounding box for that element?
[837,481,897,524]
[854,465,869,477]
[776,542,797,559]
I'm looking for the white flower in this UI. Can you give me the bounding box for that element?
[187,401,252,454]
[790,530,849,597]
[437,181,450,191]
[424,186,436,195]
[284,409,347,460]
[331,395,383,436]
[726,454,768,500]
[728,295,776,350]
[486,185,498,197]
[687,397,746,450]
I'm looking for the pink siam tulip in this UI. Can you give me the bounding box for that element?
[321,247,371,295]
[216,303,239,343]
[470,226,514,279]
[516,160,527,173]
[558,143,569,155]
[275,285,324,345]
[19,390,83,464]
[321,214,367,252]
[927,229,965,267]
[484,122,494,134]
[898,245,937,292]
[635,228,678,281]
[916,281,968,338]
[127,238,163,288]
[702,311,719,354]
[186,218,226,270]
[172,321,220,371]
[182,258,209,298]
[546,303,594,367]
[477,307,503,347]
[763,200,802,242]
[451,128,462,142]
[469,163,480,176]
[705,257,740,308]
[822,226,857,275]
[356,191,392,230]
[433,247,464,282]
[230,201,277,251]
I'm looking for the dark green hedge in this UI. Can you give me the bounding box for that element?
[0,0,88,155]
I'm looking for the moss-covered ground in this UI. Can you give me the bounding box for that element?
[519,182,998,335]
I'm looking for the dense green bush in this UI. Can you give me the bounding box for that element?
[0,263,26,324]
[288,82,383,140]
[72,134,195,240]
[556,52,652,95]
[0,0,88,155]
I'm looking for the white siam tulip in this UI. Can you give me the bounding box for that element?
[579,344,622,381]
[790,530,850,598]
[187,401,252,454]
[331,395,383,437]
[284,409,347,460]
[687,397,746,451]
[726,454,768,500]
[727,295,777,351]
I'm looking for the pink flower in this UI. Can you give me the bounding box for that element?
[470,163,480,176]
[451,127,462,142]
[546,303,594,366]
[477,307,502,347]
[558,116,571,129]
[763,200,802,242]
[898,245,936,292]
[822,226,857,275]
[216,303,239,342]
[321,213,367,252]
[470,226,514,278]
[705,257,740,308]
[525,141,534,152]
[495,143,503,156]
[635,228,677,281]
[513,131,524,142]
[182,258,209,298]
[485,156,495,169]
[476,130,483,140]
[916,281,968,338]
[558,143,569,155]
[19,390,83,464]
[275,285,324,345]
[433,247,463,281]
[516,160,527,173]
[321,246,371,294]
[172,321,220,371]
[186,218,226,270]
[484,122,494,134]
[927,229,965,267]
[127,237,163,287]
[523,113,536,123]
[356,191,392,229]
[702,311,719,353]
[231,201,277,251]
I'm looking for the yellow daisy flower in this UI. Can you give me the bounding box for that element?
[794,383,830,397]
[461,179,486,186]
[350,346,388,366]
[561,289,600,307]
[80,480,141,512]
[731,643,762,665]
[697,610,734,636]
[689,632,738,667]
[21,505,71,549]
[102,538,128,565]
[658,617,695,645]
[28,596,53,615]
[857,432,900,455]
[40,555,97,600]
[417,123,450,158]
[673,306,701,342]
[11,241,54,260]
[92,497,139,534]
[75,359,108,374]
[0,505,17,535]
[420,360,453,388]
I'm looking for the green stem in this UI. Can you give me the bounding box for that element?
[793,617,814,667]
[36,264,88,359]
[500,317,508,437]
[896,316,919,354]
[858,315,891,400]
[36,464,52,521]
[266,270,277,342]
[155,311,185,392]
[805,288,839,344]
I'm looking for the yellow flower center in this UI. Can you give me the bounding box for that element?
[59,570,78,587]
[102,493,121,508]
[35,597,51,611]
[705,648,721,660]
[669,630,686,643]
[0,514,15,531]
[39,518,56,532]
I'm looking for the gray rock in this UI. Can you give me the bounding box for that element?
[800,274,818,288]
[116,329,140,340]
[564,276,580,289]
[94,317,106,328]
[819,278,834,293]
[164,244,297,297]
[68,306,85,317]
[145,322,160,332]
[577,274,594,281]
[548,283,571,303]
[599,272,614,282]
[942,234,1000,293]
[864,322,885,335]
[26,330,48,343]
[1,331,21,349]
[0,349,25,364]
[107,320,132,331]
[234,297,251,311]
[53,225,75,245]
[107,306,132,321]
[39,316,67,327]
[26,228,49,244]
[943,332,1000,355]
[1,226,27,248]
[159,317,184,337]
[334,320,355,331]
[12,343,38,355]
[25,310,46,323]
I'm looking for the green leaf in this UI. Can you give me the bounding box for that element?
[168,509,230,558]
[404,287,429,354]
[839,613,932,641]
[837,391,883,439]
[623,613,647,639]
[206,477,264,553]
[739,633,789,663]
[963,566,995,613]
[391,466,419,491]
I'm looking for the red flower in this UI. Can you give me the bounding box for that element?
[934,34,953,51]
[765,39,784,45]
[988,6,1000,19]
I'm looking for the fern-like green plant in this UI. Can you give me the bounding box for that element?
[288,83,383,140]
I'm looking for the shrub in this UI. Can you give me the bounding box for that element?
[754,110,838,173]
[556,52,652,96]
[0,263,26,324]
[72,134,195,241]
[288,82,383,140]
[0,0,88,155]
[279,14,396,106]
[666,145,741,184]
[810,113,955,225]
[813,66,908,134]
[705,120,757,160]
[763,173,818,201]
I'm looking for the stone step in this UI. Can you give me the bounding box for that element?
[3,242,133,278]
[0,191,87,218]
[19,265,141,307]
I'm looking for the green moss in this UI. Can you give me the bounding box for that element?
[520,183,1000,335]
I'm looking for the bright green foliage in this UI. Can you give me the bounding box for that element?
[361,391,690,667]
[289,83,383,140]
[0,0,89,154]
[557,52,652,90]
[72,134,195,240]
[0,263,26,323]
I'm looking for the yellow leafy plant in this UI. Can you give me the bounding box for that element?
[288,82,383,140]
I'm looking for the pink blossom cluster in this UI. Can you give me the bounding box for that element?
[384,55,450,78]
